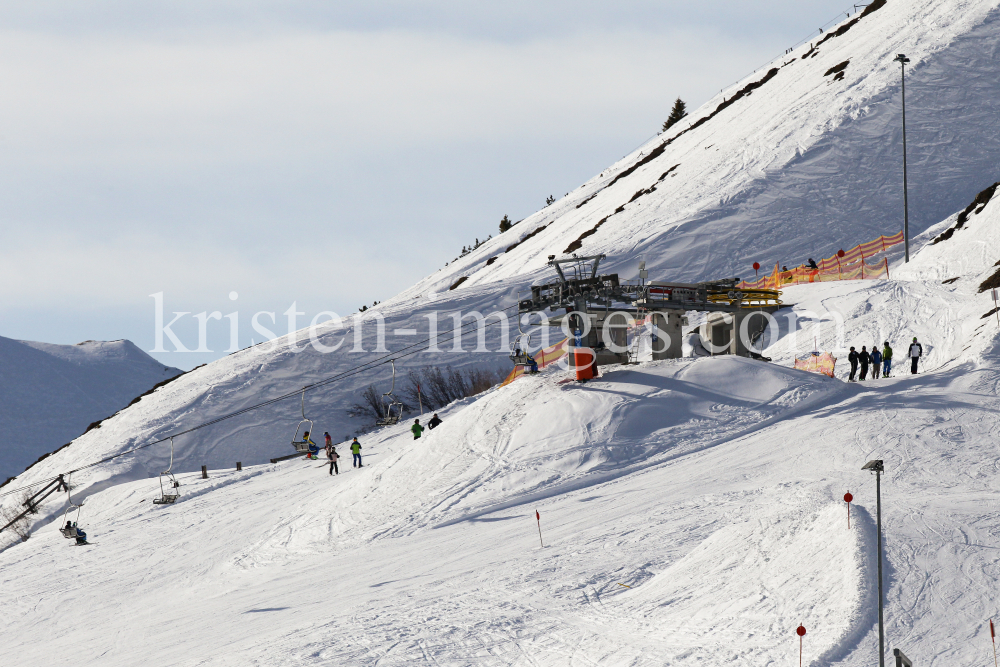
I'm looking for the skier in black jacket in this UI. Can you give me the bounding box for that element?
[908,337,923,374]
[428,414,442,430]
[858,346,871,381]
[848,347,859,382]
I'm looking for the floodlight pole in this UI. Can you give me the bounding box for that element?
[864,459,886,667]
[895,54,911,263]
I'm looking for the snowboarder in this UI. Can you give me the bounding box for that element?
[411,419,425,440]
[908,337,923,374]
[859,346,870,381]
[870,346,882,379]
[848,347,859,382]
[351,437,362,467]
[807,258,819,270]
[328,445,339,475]
[303,431,319,459]
[428,413,442,430]
[882,341,893,377]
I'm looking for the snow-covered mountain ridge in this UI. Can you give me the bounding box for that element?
[0,337,181,484]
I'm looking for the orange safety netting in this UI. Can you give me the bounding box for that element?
[739,230,902,290]
[793,351,838,378]
[501,337,570,387]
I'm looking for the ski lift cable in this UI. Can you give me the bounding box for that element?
[0,302,523,501]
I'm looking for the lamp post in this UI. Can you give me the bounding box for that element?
[894,54,911,263]
[863,459,886,667]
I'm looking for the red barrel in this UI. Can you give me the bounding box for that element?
[573,348,599,381]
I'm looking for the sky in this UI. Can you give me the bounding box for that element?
[0,0,853,370]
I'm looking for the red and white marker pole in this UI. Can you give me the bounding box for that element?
[844,491,854,529]
[990,619,998,667]
[797,625,806,667]
[535,510,544,548]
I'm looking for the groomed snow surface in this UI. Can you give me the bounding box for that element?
[4,0,1000,662]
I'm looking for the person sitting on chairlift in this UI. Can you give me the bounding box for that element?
[73,523,87,544]
[303,431,319,459]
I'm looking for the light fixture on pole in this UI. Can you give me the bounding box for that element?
[863,459,886,667]
[894,53,911,263]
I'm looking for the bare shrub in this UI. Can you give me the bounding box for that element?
[0,505,31,543]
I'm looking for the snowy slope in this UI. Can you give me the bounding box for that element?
[2,2,1000,665]
[0,338,180,482]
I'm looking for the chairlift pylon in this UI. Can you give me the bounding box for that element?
[58,474,84,539]
[291,389,316,454]
[376,360,404,426]
[153,437,181,505]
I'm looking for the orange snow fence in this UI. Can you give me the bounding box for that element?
[739,231,902,290]
[501,337,570,387]
[793,351,838,378]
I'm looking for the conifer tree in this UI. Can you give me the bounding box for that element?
[661,97,688,133]
[499,215,512,233]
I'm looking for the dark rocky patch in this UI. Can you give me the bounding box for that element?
[449,276,469,291]
[942,277,960,284]
[505,224,549,253]
[982,307,1000,319]
[933,182,999,244]
[485,256,498,266]
[575,193,598,209]
[824,60,850,77]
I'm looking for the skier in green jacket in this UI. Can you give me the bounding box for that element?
[411,419,425,440]
[882,341,893,377]
[350,437,362,467]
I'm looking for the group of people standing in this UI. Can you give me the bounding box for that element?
[299,412,444,478]
[847,338,923,382]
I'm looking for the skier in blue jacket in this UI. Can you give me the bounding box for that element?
[870,346,882,379]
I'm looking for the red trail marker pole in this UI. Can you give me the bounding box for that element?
[535,510,544,548]
[844,491,854,529]
[797,625,806,667]
[990,619,998,667]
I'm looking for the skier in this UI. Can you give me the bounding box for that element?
[324,432,332,450]
[882,341,893,377]
[870,345,882,379]
[411,419,425,440]
[858,346,870,381]
[908,337,923,374]
[303,431,319,460]
[848,346,859,382]
[327,445,339,476]
[350,437,362,468]
[428,413,443,430]
[807,258,819,270]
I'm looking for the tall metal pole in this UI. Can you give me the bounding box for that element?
[876,466,885,667]
[864,459,886,667]
[895,54,911,263]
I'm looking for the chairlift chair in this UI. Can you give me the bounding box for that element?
[291,389,315,454]
[376,360,404,426]
[58,475,83,538]
[153,437,181,505]
[509,309,538,372]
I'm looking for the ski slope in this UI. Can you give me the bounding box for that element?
[0,338,180,483]
[3,0,1000,664]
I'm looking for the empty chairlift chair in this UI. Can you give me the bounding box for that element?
[291,389,316,454]
[376,360,404,426]
[153,437,181,505]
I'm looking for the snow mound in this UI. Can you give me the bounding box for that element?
[618,498,877,665]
